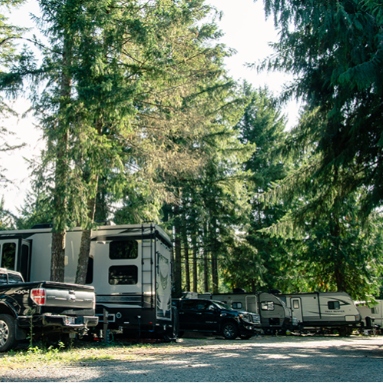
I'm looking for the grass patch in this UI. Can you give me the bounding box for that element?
[0,340,183,370]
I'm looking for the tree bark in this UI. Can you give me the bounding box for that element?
[192,231,198,292]
[76,193,97,284]
[182,223,190,292]
[51,231,66,282]
[173,209,182,297]
[50,26,72,282]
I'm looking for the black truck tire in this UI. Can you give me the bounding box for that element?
[0,314,17,352]
[222,321,239,340]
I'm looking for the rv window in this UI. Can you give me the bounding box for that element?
[371,307,378,314]
[328,301,340,310]
[181,300,206,311]
[232,302,242,309]
[293,300,300,309]
[261,301,274,311]
[1,242,16,270]
[109,265,138,285]
[110,240,138,260]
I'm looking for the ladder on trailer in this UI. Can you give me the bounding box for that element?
[141,225,155,309]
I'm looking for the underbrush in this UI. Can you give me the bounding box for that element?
[0,339,165,369]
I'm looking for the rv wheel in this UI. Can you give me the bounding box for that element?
[338,327,352,337]
[0,314,17,352]
[222,322,239,340]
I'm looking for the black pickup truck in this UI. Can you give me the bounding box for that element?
[173,298,261,340]
[0,268,98,351]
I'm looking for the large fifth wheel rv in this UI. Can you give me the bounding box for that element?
[0,223,176,340]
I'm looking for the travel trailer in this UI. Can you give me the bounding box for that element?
[0,223,176,340]
[278,291,361,335]
[198,291,297,334]
[355,299,383,332]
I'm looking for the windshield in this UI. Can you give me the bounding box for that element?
[212,301,231,310]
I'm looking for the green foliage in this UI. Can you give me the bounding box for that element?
[228,83,290,293]
[0,196,16,229]
[261,0,383,215]
[257,0,383,298]
[15,189,53,229]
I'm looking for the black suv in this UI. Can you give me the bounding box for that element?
[173,298,260,340]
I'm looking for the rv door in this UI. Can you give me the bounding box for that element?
[245,295,257,312]
[291,298,303,323]
[0,238,32,281]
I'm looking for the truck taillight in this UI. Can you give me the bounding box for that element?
[31,288,46,305]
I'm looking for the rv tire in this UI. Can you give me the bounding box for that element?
[338,327,352,337]
[0,314,17,352]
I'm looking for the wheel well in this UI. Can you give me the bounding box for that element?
[0,303,16,317]
[221,319,238,328]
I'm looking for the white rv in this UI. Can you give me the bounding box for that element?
[279,292,361,335]
[355,300,383,330]
[198,292,297,334]
[0,223,176,339]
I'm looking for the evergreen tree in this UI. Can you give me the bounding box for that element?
[255,0,383,297]
[0,0,27,189]
[259,0,383,216]
[231,83,290,292]
[12,0,235,282]
[164,81,256,296]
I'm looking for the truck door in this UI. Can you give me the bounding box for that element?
[178,300,200,330]
[200,301,220,331]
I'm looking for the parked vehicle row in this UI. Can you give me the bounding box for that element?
[1,222,382,349]
[194,290,378,337]
[0,224,177,350]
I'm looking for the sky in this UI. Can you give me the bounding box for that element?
[1,0,299,216]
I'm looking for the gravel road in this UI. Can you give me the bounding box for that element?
[1,334,383,382]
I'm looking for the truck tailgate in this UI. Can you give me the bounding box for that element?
[34,281,96,312]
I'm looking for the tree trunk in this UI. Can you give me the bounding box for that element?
[76,175,98,284]
[76,228,92,284]
[211,220,219,294]
[173,210,182,297]
[51,231,66,282]
[50,27,72,282]
[182,224,190,292]
[203,223,209,293]
[204,250,209,293]
[192,231,198,292]
[211,252,218,294]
